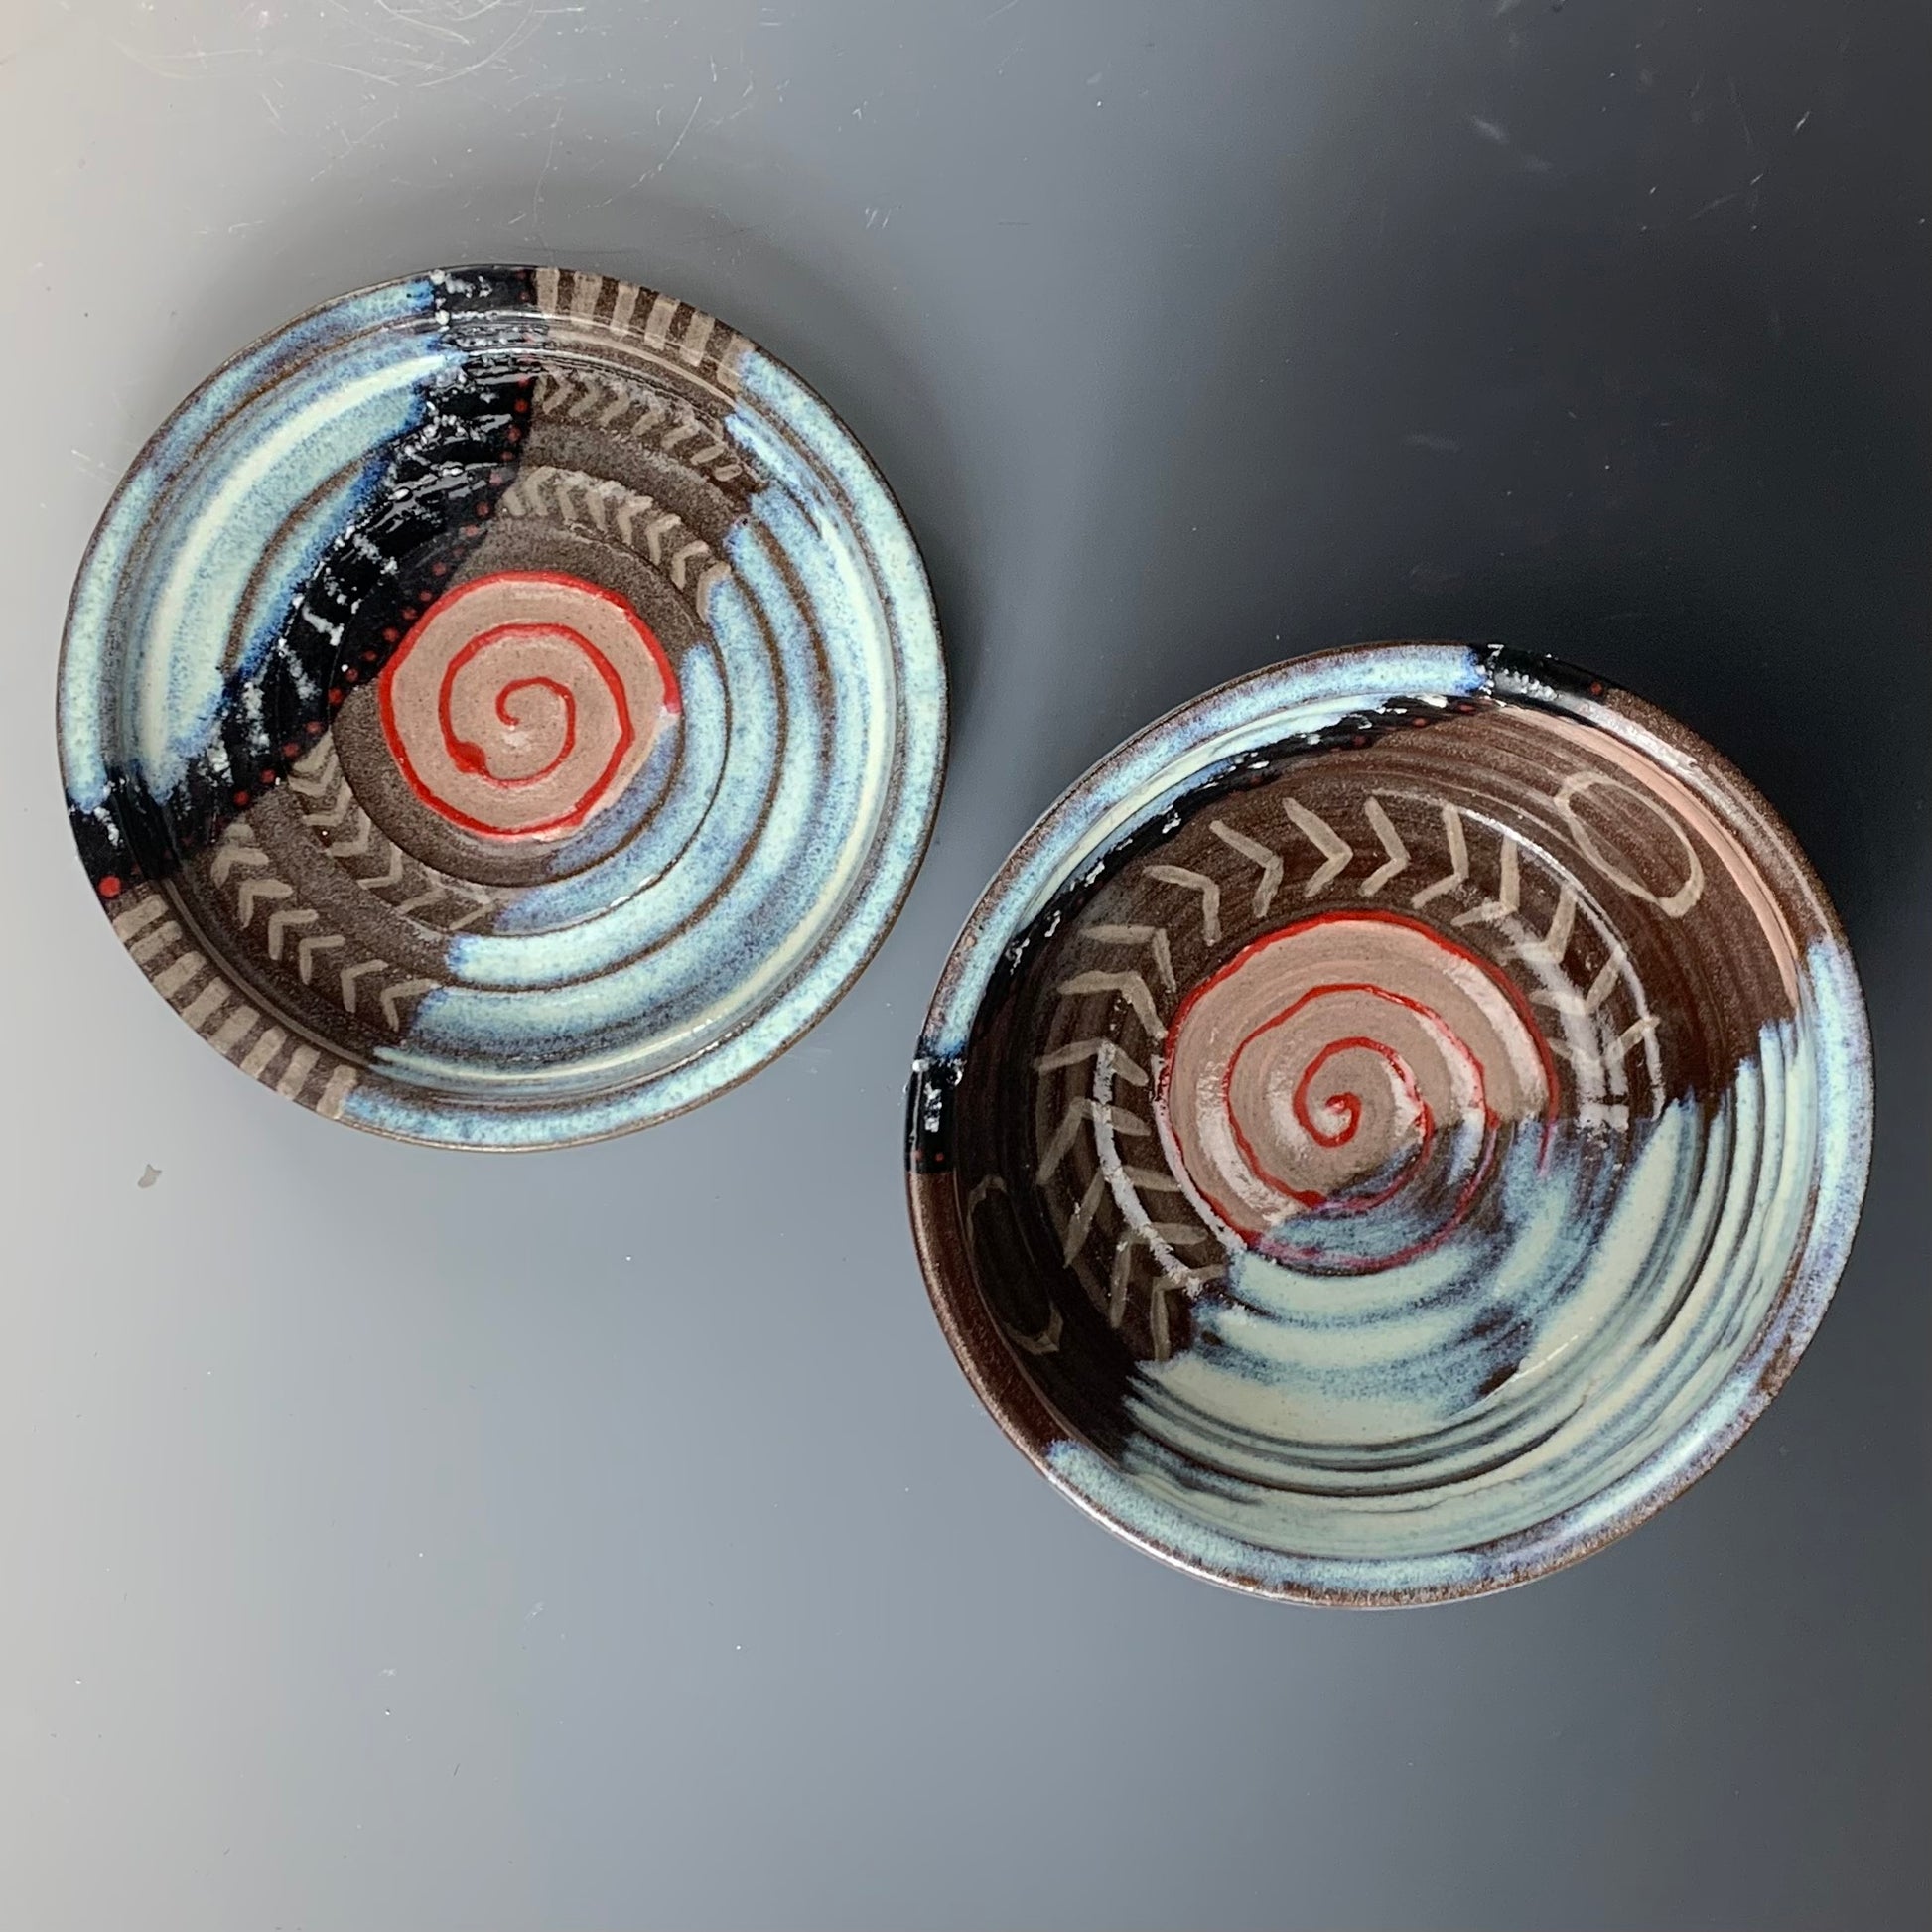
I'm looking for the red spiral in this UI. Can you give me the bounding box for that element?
[1159,912,1553,1263]
[379,571,676,841]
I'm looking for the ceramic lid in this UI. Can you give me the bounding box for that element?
[60,266,946,1148]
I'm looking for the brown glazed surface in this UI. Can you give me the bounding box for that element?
[907,644,1870,1603]
[60,267,947,1147]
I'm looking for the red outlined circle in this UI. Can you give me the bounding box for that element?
[1157,909,1559,1267]
[376,570,678,841]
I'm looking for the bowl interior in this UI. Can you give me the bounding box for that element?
[908,645,1868,1602]
[61,267,944,1147]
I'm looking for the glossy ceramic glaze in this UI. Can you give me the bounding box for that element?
[907,644,1870,1604]
[60,267,946,1148]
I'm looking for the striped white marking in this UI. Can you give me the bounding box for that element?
[112,896,171,942]
[152,951,206,1000]
[642,295,678,348]
[211,1006,259,1054]
[239,1026,286,1080]
[677,310,715,366]
[276,1044,320,1099]
[180,980,230,1032]
[317,1064,357,1120]
[128,920,183,966]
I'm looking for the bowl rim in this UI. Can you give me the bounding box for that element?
[905,640,1872,1606]
[57,262,949,1152]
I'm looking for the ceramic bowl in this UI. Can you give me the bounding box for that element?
[907,643,1870,1603]
[59,267,945,1148]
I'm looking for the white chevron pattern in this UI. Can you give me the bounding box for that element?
[237,877,293,924]
[1054,969,1163,1036]
[1211,820,1283,917]
[265,906,318,960]
[529,368,749,485]
[1081,923,1176,995]
[1144,864,1221,944]
[205,810,447,1036]
[1028,768,1678,1354]
[1035,1098,1153,1184]
[498,464,728,615]
[287,740,495,932]
[1452,830,1520,927]
[1282,798,1352,895]
[1410,804,1470,908]
[1513,884,1580,971]
[1034,1039,1151,1087]
[1360,796,1409,896]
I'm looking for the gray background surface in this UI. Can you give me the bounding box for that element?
[2,3,1927,1928]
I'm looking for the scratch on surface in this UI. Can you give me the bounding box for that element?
[1470,116,1510,145]
[1689,192,1737,220]
[310,109,402,182]
[1405,433,1462,455]
[1728,75,1757,152]
[100,35,255,80]
[530,100,565,231]
[588,91,702,207]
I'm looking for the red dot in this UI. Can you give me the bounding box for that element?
[328,688,344,704]
[306,720,323,735]
[362,649,376,662]
[261,769,276,785]
[430,562,448,577]
[461,525,481,539]
[512,397,529,414]
[489,470,509,486]
[477,503,492,518]
[382,627,399,642]
[282,741,299,758]
[98,875,122,899]
[345,667,359,683]
[506,427,522,444]
[233,790,249,806]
